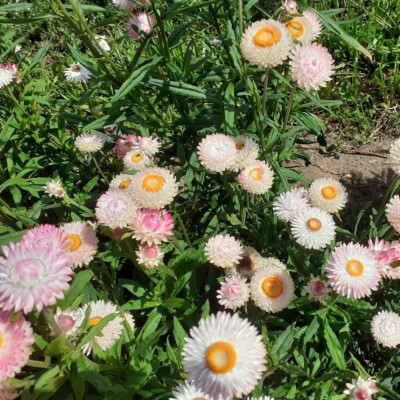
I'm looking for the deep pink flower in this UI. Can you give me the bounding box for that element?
[368,238,400,279]
[115,134,140,159]
[22,224,69,254]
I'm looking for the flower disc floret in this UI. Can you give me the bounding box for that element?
[238,160,274,194]
[290,43,334,91]
[0,241,73,313]
[250,265,294,313]
[95,188,138,229]
[308,177,348,213]
[291,207,336,249]
[182,311,267,399]
[326,243,381,299]
[0,311,34,382]
[197,134,237,173]
[273,187,310,222]
[130,167,179,209]
[371,310,400,348]
[204,235,243,269]
[240,19,293,68]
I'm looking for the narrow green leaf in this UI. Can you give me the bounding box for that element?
[323,319,346,370]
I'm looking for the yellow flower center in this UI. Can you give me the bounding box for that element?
[346,259,364,277]
[119,179,132,189]
[71,64,81,72]
[321,185,337,200]
[286,19,304,38]
[236,143,244,150]
[130,152,144,163]
[0,333,3,349]
[262,276,283,298]
[248,167,263,182]
[68,234,81,251]
[142,174,165,193]
[254,26,281,48]
[205,341,237,374]
[306,218,322,232]
[194,398,207,400]
[88,317,102,327]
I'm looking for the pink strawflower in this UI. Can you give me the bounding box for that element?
[0,62,21,84]
[55,307,78,337]
[343,377,378,400]
[22,224,69,254]
[303,274,332,304]
[290,43,334,91]
[95,188,138,229]
[0,240,73,313]
[115,134,140,159]
[126,13,156,40]
[0,311,34,382]
[368,238,400,279]
[326,243,381,299]
[303,10,323,41]
[204,234,243,269]
[217,275,250,311]
[61,222,99,268]
[386,195,400,233]
[135,244,164,267]
[138,136,161,156]
[238,160,274,195]
[44,179,66,198]
[130,208,174,245]
[0,384,19,400]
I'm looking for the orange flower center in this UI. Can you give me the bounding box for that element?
[254,27,281,48]
[262,276,283,298]
[119,179,132,189]
[71,65,81,72]
[205,341,237,374]
[236,143,244,150]
[346,259,364,277]
[88,317,102,327]
[68,234,81,251]
[142,174,165,193]
[130,152,144,163]
[0,333,3,349]
[306,218,322,232]
[248,167,263,182]
[321,185,337,200]
[286,19,304,38]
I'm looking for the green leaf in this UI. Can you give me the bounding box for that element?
[148,78,206,99]
[60,270,94,309]
[272,324,295,360]
[0,3,32,12]
[323,319,346,370]
[224,82,235,134]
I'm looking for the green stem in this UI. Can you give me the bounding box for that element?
[64,196,95,216]
[42,308,63,337]
[282,84,297,134]
[4,87,23,112]
[26,360,51,369]
[173,208,192,247]
[259,69,269,157]
[172,235,184,252]
[150,0,170,61]
[92,156,109,184]
[238,0,243,40]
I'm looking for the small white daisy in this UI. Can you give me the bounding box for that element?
[238,160,274,195]
[44,179,66,198]
[308,177,348,214]
[182,311,267,398]
[285,16,313,43]
[109,173,135,192]
[64,62,91,83]
[273,187,310,222]
[75,132,107,154]
[371,310,400,348]
[0,68,14,89]
[123,150,153,171]
[170,381,211,400]
[250,265,295,313]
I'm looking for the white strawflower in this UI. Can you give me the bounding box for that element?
[230,136,259,171]
[343,376,378,399]
[75,132,107,154]
[291,207,336,249]
[0,68,14,89]
[182,312,267,398]
[371,310,400,348]
[285,16,313,43]
[64,62,91,83]
[386,195,400,233]
[238,160,274,195]
[109,173,135,192]
[229,246,264,276]
[240,19,293,68]
[303,10,323,41]
[388,138,400,175]
[250,265,295,313]
[170,381,211,400]
[123,150,152,171]
[95,35,111,52]
[44,179,66,198]
[308,177,348,213]
[204,234,243,269]
[273,187,310,222]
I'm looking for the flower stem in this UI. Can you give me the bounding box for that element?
[4,87,23,113]
[238,0,243,40]
[42,308,62,337]
[282,84,297,134]
[92,156,109,185]
[259,69,269,157]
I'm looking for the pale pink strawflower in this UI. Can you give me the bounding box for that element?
[303,274,332,304]
[0,62,21,84]
[343,377,378,400]
[44,179,66,198]
[388,138,400,174]
[130,208,174,245]
[127,13,156,40]
[183,312,267,399]
[62,221,99,268]
[197,134,237,173]
[283,0,298,14]
[55,307,78,337]
[135,244,164,267]
[371,310,400,348]
[386,195,400,233]
[22,224,69,254]
[115,134,140,159]
[137,136,161,156]
[230,136,259,171]
[75,132,107,154]
[123,149,152,171]
[204,234,243,269]
[110,173,135,192]
[326,243,381,299]
[238,160,274,195]
[217,275,250,311]
[0,384,19,400]
[290,43,334,91]
[113,0,149,10]
[273,187,310,222]
[0,240,73,313]
[303,10,323,41]
[0,311,34,383]
[95,188,138,229]
[170,381,211,400]
[286,16,313,43]
[368,238,400,279]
